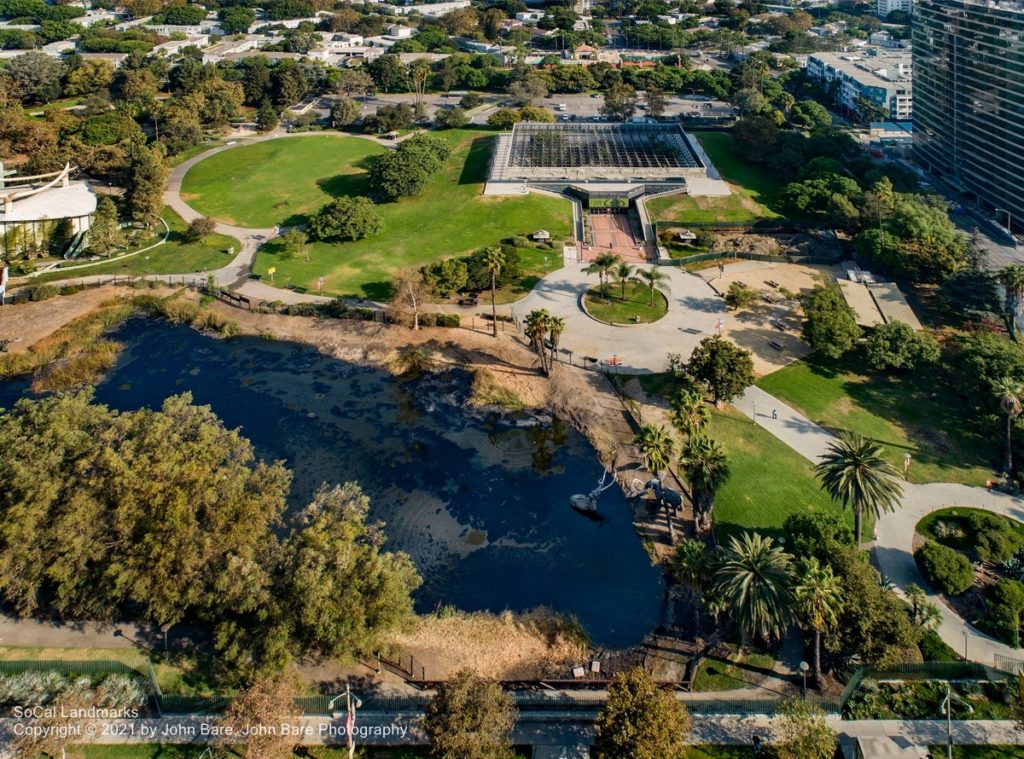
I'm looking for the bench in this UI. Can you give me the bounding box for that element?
[768,340,785,351]
[765,279,780,288]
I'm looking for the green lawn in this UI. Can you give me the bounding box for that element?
[646,131,783,224]
[249,130,571,300]
[33,208,239,284]
[756,357,993,486]
[181,135,387,228]
[708,405,854,542]
[691,648,776,692]
[584,281,668,324]
[493,244,563,304]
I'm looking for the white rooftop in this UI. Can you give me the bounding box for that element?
[1,182,97,222]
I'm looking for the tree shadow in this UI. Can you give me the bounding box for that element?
[361,280,393,301]
[317,171,373,199]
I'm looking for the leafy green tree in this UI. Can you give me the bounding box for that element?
[724,281,759,310]
[366,54,408,93]
[783,510,853,561]
[120,67,158,102]
[255,100,279,133]
[793,557,843,682]
[423,669,517,759]
[336,69,374,98]
[635,266,670,306]
[814,431,903,544]
[64,60,115,96]
[217,677,299,759]
[774,698,839,759]
[219,6,256,33]
[2,51,64,104]
[865,320,940,371]
[483,245,505,337]
[669,388,709,442]
[713,531,793,643]
[187,217,217,243]
[645,86,668,119]
[801,284,861,358]
[280,228,308,263]
[601,82,638,121]
[585,252,621,298]
[789,99,831,130]
[332,97,361,127]
[487,107,523,128]
[634,424,675,474]
[282,483,421,657]
[307,196,383,242]
[160,102,202,154]
[686,335,754,403]
[436,106,470,129]
[87,196,124,256]
[679,435,729,532]
[731,113,778,161]
[592,668,691,759]
[369,134,451,200]
[423,257,469,298]
[999,264,1024,340]
[997,377,1024,475]
[127,143,168,226]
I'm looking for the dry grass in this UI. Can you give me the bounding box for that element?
[383,608,589,680]
[0,299,134,391]
[467,368,524,409]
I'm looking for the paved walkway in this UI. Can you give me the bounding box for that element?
[517,261,726,373]
[733,385,1024,665]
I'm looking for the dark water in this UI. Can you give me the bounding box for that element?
[0,319,665,647]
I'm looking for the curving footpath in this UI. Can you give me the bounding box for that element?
[734,385,1024,664]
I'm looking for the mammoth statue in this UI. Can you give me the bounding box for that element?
[570,461,618,514]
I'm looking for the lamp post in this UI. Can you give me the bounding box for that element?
[940,682,953,759]
[963,630,968,662]
[996,207,1013,236]
[799,660,809,697]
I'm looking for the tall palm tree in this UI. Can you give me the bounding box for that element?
[613,261,634,300]
[673,537,707,637]
[713,531,793,644]
[636,266,670,306]
[524,308,553,376]
[679,435,730,533]
[996,377,1023,475]
[793,557,843,684]
[634,424,675,474]
[814,431,903,545]
[670,389,710,442]
[585,252,621,299]
[547,314,566,370]
[998,264,1024,340]
[483,246,505,338]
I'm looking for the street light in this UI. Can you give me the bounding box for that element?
[995,207,1013,236]
[940,682,953,759]
[799,660,810,697]
[963,630,968,662]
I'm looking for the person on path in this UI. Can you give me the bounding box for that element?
[771,409,778,420]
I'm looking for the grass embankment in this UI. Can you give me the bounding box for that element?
[468,368,524,409]
[691,648,776,692]
[757,357,992,486]
[0,299,134,392]
[0,291,239,392]
[34,207,239,283]
[646,131,783,224]
[214,130,571,300]
[583,281,668,324]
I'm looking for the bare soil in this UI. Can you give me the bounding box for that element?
[0,286,125,353]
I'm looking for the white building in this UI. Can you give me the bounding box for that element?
[381,0,471,16]
[806,48,913,120]
[877,0,912,17]
[152,36,210,56]
[0,164,97,257]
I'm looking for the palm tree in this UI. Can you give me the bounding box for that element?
[585,252,620,299]
[670,389,710,442]
[524,308,553,376]
[679,435,730,533]
[547,314,566,370]
[483,246,505,338]
[793,557,843,684]
[905,583,941,631]
[814,431,903,545]
[713,531,793,644]
[673,537,707,637]
[613,261,634,300]
[634,424,675,473]
[635,266,670,306]
[996,377,1023,475]
[998,264,1024,340]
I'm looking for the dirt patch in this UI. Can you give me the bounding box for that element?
[383,609,589,681]
[0,287,127,354]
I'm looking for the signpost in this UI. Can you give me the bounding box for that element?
[267,266,276,283]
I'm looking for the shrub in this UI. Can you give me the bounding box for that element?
[982,579,1024,647]
[966,512,1024,563]
[918,629,958,662]
[916,540,974,595]
[59,284,86,296]
[865,320,941,372]
[435,313,460,328]
[28,284,59,301]
[508,235,530,248]
[724,281,759,310]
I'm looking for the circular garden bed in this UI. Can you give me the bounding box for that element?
[914,507,1024,647]
[583,281,668,325]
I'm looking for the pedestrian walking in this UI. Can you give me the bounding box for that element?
[771,409,778,420]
